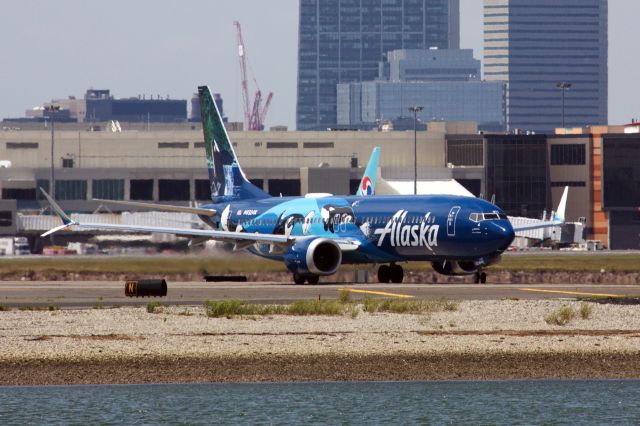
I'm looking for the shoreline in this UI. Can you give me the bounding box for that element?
[3,351,640,386]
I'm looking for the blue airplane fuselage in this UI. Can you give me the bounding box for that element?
[202,194,515,266]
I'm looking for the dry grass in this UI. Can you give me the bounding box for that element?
[363,297,458,314]
[146,301,164,314]
[204,300,287,318]
[579,303,593,319]
[545,306,576,326]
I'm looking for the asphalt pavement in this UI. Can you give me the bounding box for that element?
[1,281,639,308]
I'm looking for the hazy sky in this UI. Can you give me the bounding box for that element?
[0,1,636,129]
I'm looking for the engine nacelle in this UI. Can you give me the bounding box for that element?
[431,256,502,276]
[283,238,342,276]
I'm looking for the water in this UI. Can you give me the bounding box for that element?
[0,380,638,425]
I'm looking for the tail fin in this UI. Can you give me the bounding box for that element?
[355,147,380,196]
[553,186,569,223]
[198,86,270,203]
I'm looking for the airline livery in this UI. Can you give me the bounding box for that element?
[41,86,566,284]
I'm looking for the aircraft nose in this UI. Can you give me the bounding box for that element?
[487,220,515,252]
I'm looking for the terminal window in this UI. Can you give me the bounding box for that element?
[159,179,190,201]
[268,179,300,196]
[550,144,585,165]
[93,179,124,200]
[0,211,11,227]
[6,142,38,149]
[2,188,36,200]
[130,179,153,200]
[195,179,210,201]
[55,180,87,200]
[267,142,298,149]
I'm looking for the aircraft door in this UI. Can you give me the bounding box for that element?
[447,206,461,237]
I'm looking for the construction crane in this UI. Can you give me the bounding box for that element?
[234,21,273,131]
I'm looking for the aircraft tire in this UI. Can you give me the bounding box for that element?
[480,272,487,284]
[293,273,306,285]
[474,272,481,284]
[307,275,320,285]
[390,265,404,283]
[377,265,391,283]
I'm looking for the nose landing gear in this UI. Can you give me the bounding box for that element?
[474,271,487,284]
[377,263,404,283]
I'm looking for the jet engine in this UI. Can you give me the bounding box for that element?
[431,256,502,276]
[283,237,342,276]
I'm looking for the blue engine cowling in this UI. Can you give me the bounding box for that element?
[283,237,342,276]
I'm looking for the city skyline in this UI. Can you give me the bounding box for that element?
[0,0,637,130]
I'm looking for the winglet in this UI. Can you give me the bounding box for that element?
[39,187,77,236]
[356,147,380,196]
[553,186,569,223]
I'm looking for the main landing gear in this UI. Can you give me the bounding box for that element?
[377,263,404,283]
[474,271,487,284]
[293,273,320,285]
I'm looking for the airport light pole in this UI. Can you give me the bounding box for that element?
[556,82,572,129]
[44,105,60,200]
[408,105,424,195]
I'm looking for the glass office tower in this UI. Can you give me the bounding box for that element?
[484,0,608,133]
[296,0,460,130]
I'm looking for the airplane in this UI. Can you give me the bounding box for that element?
[41,85,566,285]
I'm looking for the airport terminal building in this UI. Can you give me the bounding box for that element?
[0,121,638,249]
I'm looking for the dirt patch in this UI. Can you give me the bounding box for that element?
[25,334,144,342]
[415,329,640,337]
[172,331,352,337]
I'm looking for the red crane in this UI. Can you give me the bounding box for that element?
[234,21,273,131]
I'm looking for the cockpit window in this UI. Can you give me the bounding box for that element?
[470,212,508,221]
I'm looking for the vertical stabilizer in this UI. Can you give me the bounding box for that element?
[355,147,380,196]
[198,85,270,202]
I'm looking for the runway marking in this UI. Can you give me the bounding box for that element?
[340,288,414,298]
[518,288,623,298]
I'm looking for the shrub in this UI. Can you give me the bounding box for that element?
[146,301,163,314]
[545,306,576,326]
[0,304,9,312]
[338,289,351,304]
[579,303,593,319]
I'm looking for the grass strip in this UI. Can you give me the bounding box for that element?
[1,253,640,277]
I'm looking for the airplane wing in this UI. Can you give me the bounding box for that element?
[92,198,217,216]
[511,186,568,233]
[40,188,290,247]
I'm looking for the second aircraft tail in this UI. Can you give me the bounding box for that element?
[356,147,380,196]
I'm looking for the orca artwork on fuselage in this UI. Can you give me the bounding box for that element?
[41,85,567,285]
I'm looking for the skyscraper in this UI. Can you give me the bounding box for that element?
[296,0,460,131]
[484,0,608,133]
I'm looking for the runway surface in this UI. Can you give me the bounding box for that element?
[1,281,639,308]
